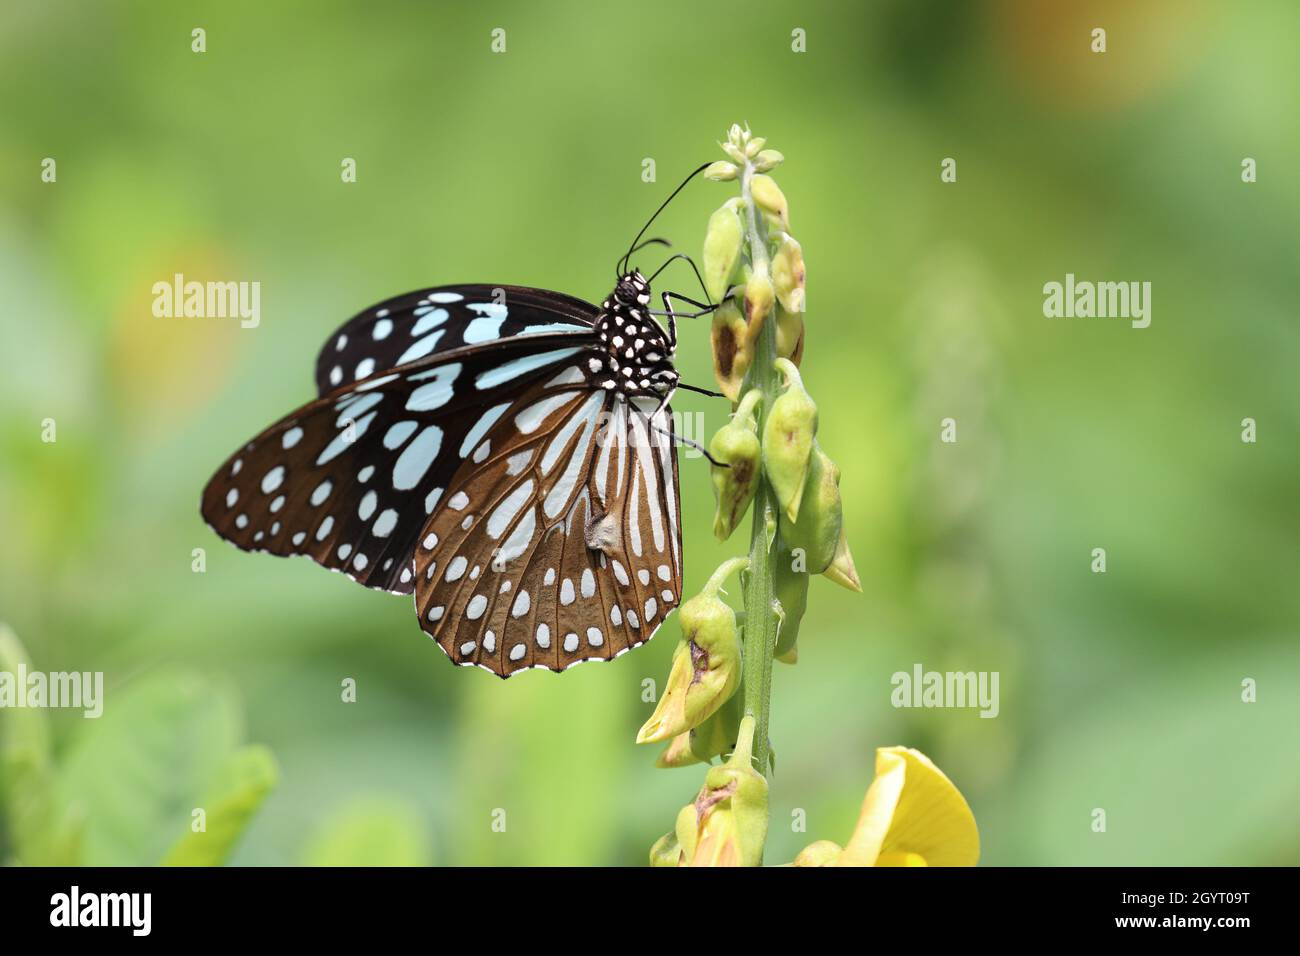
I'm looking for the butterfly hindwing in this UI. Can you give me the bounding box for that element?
[413,377,684,677]
[201,335,596,594]
[314,285,598,394]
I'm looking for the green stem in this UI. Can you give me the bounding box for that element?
[738,156,778,786]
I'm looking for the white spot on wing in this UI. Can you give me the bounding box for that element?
[487,481,534,539]
[459,403,509,457]
[398,330,446,364]
[404,363,461,411]
[475,348,582,390]
[392,426,443,489]
[261,466,285,494]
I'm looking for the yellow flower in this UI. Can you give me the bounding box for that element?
[795,747,978,867]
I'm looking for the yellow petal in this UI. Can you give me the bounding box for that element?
[792,840,842,866]
[655,732,701,768]
[635,645,693,743]
[835,747,979,867]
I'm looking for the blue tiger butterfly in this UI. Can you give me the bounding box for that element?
[201,166,719,677]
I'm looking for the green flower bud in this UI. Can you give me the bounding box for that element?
[771,233,806,314]
[702,198,744,303]
[676,716,769,867]
[636,558,748,744]
[823,525,863,593]
[704,160,739,182]
[775,307,805,366]
[743,267,775,341]
[762,358,818,522]
[709,389,763,541]
[782,443,842,575]
[649,830,683,866]
[687,688,743,764]
[710,300,753,401]
[744,136,766,157]
[750,174,790,231]
[752,148,785,172]
[773,541,810,659]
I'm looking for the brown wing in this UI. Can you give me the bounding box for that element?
[413,382,684,677]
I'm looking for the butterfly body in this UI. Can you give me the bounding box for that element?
[202,271,684,678]
[592,271,679,400]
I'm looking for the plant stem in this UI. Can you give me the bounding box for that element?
[738,156,778,785]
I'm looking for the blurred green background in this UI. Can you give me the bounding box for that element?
[2,0,1298,866]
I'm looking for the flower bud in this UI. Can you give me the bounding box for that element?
[655,731,701,769]
[761,358,818,522]
[710,300,753,401]
[743,267,775,342]
[703,160,739,182]
[751,148,784,173]
[676,716,769,867]
[793,840,843,867]
[750,174,789,231]
[687,689,743,764]
[702,198,744,303]
[722,140,747,165]
[771,233,806,314]
[822,527,862,593]
[649,830,683,866]
[783,443,842,575]
[709,389,762,541]
[773,542,810,660]
[636,558,748,744]
[744,136,766,157]
[775,307,805,366]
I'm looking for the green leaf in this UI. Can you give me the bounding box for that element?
[161,744,278,866]
[301,795,433,867]
[0,625,83,865]
[53,669,266,865]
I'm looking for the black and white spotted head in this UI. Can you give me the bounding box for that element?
[591,270,677,398]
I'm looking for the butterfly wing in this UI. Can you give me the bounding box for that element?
[314,285,598,393]
[201,334,596,595]
[413,384,684,677]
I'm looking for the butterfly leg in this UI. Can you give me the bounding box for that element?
[654,291,721,352]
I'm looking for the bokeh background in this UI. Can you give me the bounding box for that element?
[2,0,1297,866]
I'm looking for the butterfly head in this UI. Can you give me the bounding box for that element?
[613,269,651,308]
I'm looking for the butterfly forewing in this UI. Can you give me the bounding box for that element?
[414,378,684,677]
[314,285,598,394]
[201,334,595,595]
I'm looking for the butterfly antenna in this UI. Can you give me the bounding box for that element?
[618,162,712,278]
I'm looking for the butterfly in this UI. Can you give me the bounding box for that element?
[201,167,720,678]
